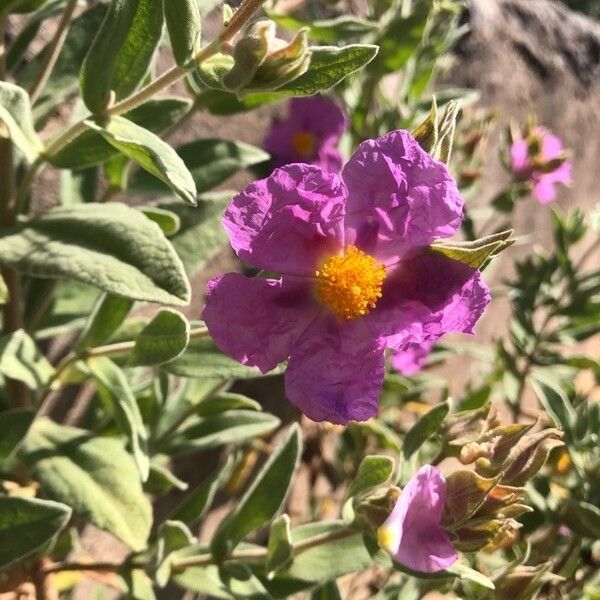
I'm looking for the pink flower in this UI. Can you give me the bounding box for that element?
[510,126,572,204]
[203,130,490,424]
[264,96,347,172]
[391,340,435,375]
[377,465,457,573]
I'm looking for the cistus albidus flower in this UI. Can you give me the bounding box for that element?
[391,340,435,375]
[377,465,457,573]
[510,125,572,204]
[264,96,347,172]
[203,129,490,424]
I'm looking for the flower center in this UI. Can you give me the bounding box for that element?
[315,246,386,320]
[291,131,316,158]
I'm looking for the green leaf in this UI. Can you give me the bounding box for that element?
[266,514,293,577]
[50,98,192,169]
[0,408,35,462]
[163,0,201,66]
[246,44,379,99]
[562,499,600,538]
[279,521,374,582]
[211,424,302,560]
[0,81,43,161]
[155,192,231,276]
[80,0,164,114]
[0,272,7,304]
[311,581,342,600]
[0,329,54,389]
[531,376,577,439]
[0,496,71,569]
[19,4,108,126]
[20,418,152,551]
[85,116,197,205]
[442,471,499,529]
[164,336,284,379]
[430,230,515,270]
[60,167,98,205]
[139,206,180,236]
[145,460,189,494]
[155,520,195,586]
[167,410,280,454]
[169,454,236,526]
[194,392,261,417]
[446,563,495,590]
[77,293,133,350]
[0,202,190,305]
[270,13,378,43]
[86,356,150,481]
[129,308,190,366]
[130,139,268,196]
[347,455,394,499]
[403,401,449,459]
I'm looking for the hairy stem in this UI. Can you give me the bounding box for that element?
[42,527,356,575]
[28,0,78,104]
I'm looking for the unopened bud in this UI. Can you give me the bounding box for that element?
[222,20,310,93]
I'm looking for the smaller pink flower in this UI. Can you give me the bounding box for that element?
[377,465,457,573]
[264,96,347,172]
[391,340,434,375]
[510,125,572,204]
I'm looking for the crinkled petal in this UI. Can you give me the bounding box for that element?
[316,142,344,173]
[379,465,457,573]
[202,273,319,373]
[343,130,464,262]
[223,164,346,274]
[285,316,385,424]
[391,340,435,375]
[366,252,491,348]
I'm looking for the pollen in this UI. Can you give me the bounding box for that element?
[377,526,396,552]
[291,131,316,158]
[315,245,386,320]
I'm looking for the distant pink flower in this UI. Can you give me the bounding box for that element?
[264,96,347,172]
[510,126,572,204]
[377,465,457,573]
[203,130,490,424]
[391,340,434,375]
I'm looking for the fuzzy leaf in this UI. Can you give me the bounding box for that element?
[403,401,449,458]
[85,116,197,205]
[20,419,152,551]
[0,329,54,389]
[80,0,164,113]
[163,0,201,66]
[0,496,71,569]
[211,424,301,560]
[0,408,35,462]
[0,203,190,305]
[129,308,190,366]
[347,455,394,499]
[77,294,134,350]
[266,514,293,577]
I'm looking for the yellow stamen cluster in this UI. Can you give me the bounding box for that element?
[315,245,386,320]
[291,131,316,158]
[377,526,396,552]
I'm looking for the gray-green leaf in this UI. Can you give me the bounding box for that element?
[131,139,268,196]
[80,0,164,114]
[347,455,394,499]
[129,308,190,366]
[77,294,134,350]
[266,514,293,577]
[0,329,54,389]
[0,408,35,462]
[85,116,197,205]
[0,496,72,569]
[0,202,190,305]
[20,419,152,551]
[211,424,301,560]
[0,81,42,162]
[163,0,201,66]
[403,401,449,459]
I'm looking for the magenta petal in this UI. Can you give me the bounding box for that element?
[223,164,346,275]
[367,252,491,348]
[379,465,457,573]
[285,316,385,424]
[510,139,529,174]
[391,340,434,375]
[343,130,463,262]
[264,96,347,171]
[202,273,319,373]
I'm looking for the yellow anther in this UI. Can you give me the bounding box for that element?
[315,245,386,320]
[291,131,316,158]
